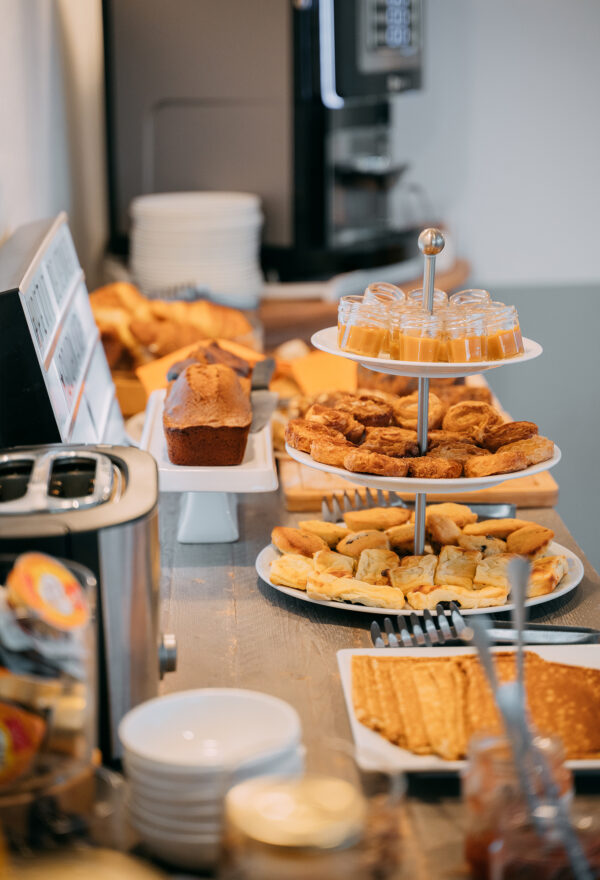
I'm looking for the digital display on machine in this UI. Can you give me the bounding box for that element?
[368,0,417,52]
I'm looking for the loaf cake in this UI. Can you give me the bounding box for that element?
[163,364,252,466]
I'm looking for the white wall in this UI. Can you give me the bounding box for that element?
[394,0,600,284]
[0,0,106,286]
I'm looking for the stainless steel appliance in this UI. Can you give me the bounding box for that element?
[0,444,176,762]
[103,0,424,280]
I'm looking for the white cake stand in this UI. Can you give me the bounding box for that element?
[141,390,278,543]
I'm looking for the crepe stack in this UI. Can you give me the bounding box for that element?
[352,653,600,761]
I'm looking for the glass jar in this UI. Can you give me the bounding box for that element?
[462,733,573,880]
[337,296,364,347]
[449,288,491,308]
[444,312,487,362]
[485,305,524,359]
[339,302,388,358]
[405,287,448,311]
[399,311,443,362]
[363,282,405,307]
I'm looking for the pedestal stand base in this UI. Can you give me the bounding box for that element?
[177,492,239,543]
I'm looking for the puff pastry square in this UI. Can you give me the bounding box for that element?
[270,554,315,590]
[336,530,390,558]
[527,555,568,598]
[506,524,554,560]
[343,506,411,532]
[306,572,405,609]
[355,549,400,585]
[406,584,508,610]
[426,513,462,546]
[388,555,437,592]
[434,546,482,589]
[473,553,517,591]
[458,533,508,558]
[297,519,350,548]
[313,549,355,577]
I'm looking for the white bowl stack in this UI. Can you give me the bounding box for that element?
[118,688,303,871]
[129,192,264,307]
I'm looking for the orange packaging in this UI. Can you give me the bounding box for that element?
[0,702,46,786]
[6,553,90,632]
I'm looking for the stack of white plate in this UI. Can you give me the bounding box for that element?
[119,688,303,871]
[129,192,264,306]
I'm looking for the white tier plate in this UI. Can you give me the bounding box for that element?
[338,645,600,773]
[311,326,543,378]
[256,541,583,618]
[141,390,278,494]
[284,443,561,493]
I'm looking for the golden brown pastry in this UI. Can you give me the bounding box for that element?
[426,513,462,546]
[442,401,504,444]
[527,555,568,597]
[435,384,493,407]
[355,549,400,585]
[473,553,518,590]
[271,527,328,557]
[385,522,416,552]
[495,435,555,467]
[408,457,463,479]
[313,549,355,577]
[270,554,315,590]
[360,426,420,458]
[306,572,405,609]
[427,442,488,464]
[336,530,390,558]
[297,520,350,547]
[425,503,478,528]
[427,430,474,448]
[483,420,539,452]
[355,388,401,407]
[406,584,508,610]
[463,448,528,478]
[310,439,354,469]
[458,534,508,557]
[343,449,410,477]
[285,419,347,453]
[387,555,437,591]
[392,391,445,431]
[462,518,533,538]
[506,524,554,560]
[343,506,411,532]
[434,546,482,589]
[304,404,365,443]
[335,397,393,427]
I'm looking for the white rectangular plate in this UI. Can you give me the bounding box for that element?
[140,389,278,493]
[337,646,600,773]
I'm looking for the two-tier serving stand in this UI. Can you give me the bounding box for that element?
[287,228,560,561]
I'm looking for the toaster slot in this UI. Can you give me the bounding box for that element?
[0,460,34,503]
[49,457,98,499]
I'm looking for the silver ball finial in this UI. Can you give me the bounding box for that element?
[418,228,445,256]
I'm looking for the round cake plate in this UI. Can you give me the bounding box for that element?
[311,327,543,379]
[255,541,583,618]
[284,443,561,494]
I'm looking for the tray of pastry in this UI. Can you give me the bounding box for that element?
[141,389,277,494]
[311,326,543,378]
[255,504,583,616]
[337,646,600,772]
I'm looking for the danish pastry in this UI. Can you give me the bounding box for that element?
[392,391,445,431]
[297,520,350,548]
[458,534,507,557]
[336,530,390,558]
[425,503,478,528]
[343,506,411,532]
[463,449,528,478]
[427,442,488,464]
[434,546,482,589]
[269,554,315,590]
[360,426,420,458]
[310,439,354,469]
[334,398,393,427]
[285,419,347,453]
[442,402,504,444]
[506,524,554,560]
[473,553,518,591]
[495,435,554,467]
[304,404,365,443]
[385,522,416,552]
[343,450,410,478]
[355,549,400,585]
[484,420,539,452]
[434,385,493,407]
[462,518,532,538]
[306,572,405,609]
[427,430,475,448]
[387,555,437,591]
[271,527,328,557]
[406,584,508,610]
[426,513,462,546]
[527,555,568,597]
[408,457,463,479]
[313,549,355,577]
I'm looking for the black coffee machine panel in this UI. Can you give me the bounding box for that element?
[103,0,424,280]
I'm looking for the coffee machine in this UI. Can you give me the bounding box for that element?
[103,0,424,280]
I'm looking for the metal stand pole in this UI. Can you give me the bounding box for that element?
[413,228,445,555]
